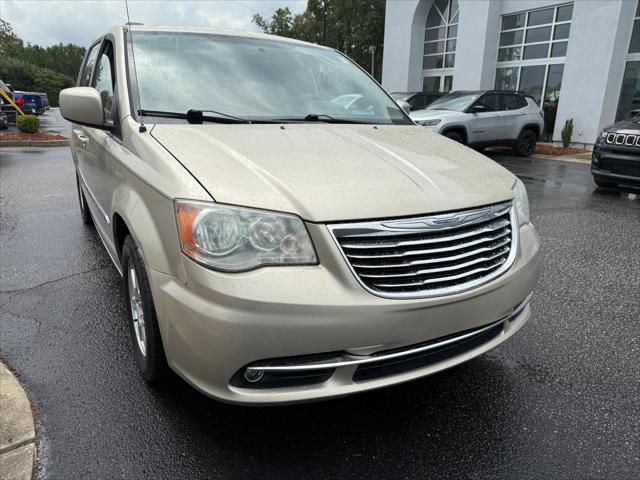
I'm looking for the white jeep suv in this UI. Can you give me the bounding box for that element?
[411,90,545,157]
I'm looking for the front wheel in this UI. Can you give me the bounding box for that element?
[122,235,169,383]
[444,131,464,144]
[513,129,537,157]
[75,172,93,226]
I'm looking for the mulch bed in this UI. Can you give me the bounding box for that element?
[0,132,67,142]
[533,144,586,156]
[490,144,587,156]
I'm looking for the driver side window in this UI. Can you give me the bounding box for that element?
[474,93,500,112]
[92,43,115,124]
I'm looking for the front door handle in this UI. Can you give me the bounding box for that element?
[73,129,89,146]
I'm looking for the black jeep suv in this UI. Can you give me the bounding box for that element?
[592,115,640,192]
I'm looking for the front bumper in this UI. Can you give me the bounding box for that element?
[148,222,540,405]
[592,144,640,190]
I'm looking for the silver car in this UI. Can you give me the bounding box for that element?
[411,90,545,156]
[59,26,540,405]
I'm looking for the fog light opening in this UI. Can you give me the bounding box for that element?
[244,369,264,383]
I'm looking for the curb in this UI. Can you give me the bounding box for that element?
[0,362,37,480]
[0,140,69,148]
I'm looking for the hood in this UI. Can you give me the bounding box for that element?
[410,109,465,121]
[151,124,515,222]
[604,117,640,133]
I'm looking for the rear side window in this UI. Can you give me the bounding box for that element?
[78,42,101,86]
[501,94,527,110]
[92,42,115,123]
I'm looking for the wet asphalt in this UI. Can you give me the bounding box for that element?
[0,144,639,479]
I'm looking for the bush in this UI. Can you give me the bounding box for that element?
[16,114,39,133]
[561,118,574,148]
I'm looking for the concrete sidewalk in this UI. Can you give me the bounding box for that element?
[0,363,36,480]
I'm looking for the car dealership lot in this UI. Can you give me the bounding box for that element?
[0,147,638,479]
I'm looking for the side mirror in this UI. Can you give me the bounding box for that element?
[396,99,411,115]
[59,87,110,130]
[469,105,487,114]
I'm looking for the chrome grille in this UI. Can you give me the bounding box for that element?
[605,132,640,147]
[328,202,517,299]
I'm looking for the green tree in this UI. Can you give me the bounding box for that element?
[252,0,385,81]
[0,21,83,106]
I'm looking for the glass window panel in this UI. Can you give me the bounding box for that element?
[448,25,458,38]
[426,5,445,28]
[616,61,640,121]
[446,39,456,52]
[500,30,523,46]
[498,47,522,62]
[423,76,441,92]
[556,4,573,22]
[445,53,455,67]
[502,13,525,30]
[451,10,459,23]
[425,41,445,54]
[551,41,568,57]
[425,27,446,41]
[528,8,554,26]
[449,0,459,22]
[637,0,640,18]
[553,23,571,40]
[443,75,453,93]
[543,64,564,104]
[93,51,115,122]
[495,67,519,91]
[526,26,552,43]
[519,65,546,103]
[435,0,449,21]
[423,55,444,69]
[630,19,640,53]
[523,43,549,59]
[541,64,564,140]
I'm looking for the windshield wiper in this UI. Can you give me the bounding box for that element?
[273,113,375,124]
[137,109,251,124]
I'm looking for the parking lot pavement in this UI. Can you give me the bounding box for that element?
[0,146,638,479]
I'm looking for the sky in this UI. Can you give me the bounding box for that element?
[0,0,308,47]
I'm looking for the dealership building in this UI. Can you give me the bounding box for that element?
[382,0,640,146]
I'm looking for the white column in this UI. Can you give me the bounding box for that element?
[382,0,429,92]
[554,0,635,143]
[453,0,501,90]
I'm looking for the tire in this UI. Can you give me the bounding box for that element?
[121,235,169,383]
[513,129,537,157]
[444,131,464,144]
[76,172,93,226]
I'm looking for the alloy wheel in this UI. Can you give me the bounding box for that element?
[128,264,147,357]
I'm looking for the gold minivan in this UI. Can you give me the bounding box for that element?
[60,26,540,405]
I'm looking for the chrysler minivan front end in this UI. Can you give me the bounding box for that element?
[60,26,540,405]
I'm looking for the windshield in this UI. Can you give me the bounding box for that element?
[128,31,410,125]
[427,92,481,112]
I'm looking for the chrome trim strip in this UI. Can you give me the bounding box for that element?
[346,230,510,259]
[340,219,510,249]
[77,168,110,225]
[245,293,532,374]
[351,240,510,268]
[328,202,518,299]
[359,249,508,279]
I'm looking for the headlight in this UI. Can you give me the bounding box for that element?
[175,200,317,271]
[417,119,441,126]
[512,178,530,224]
